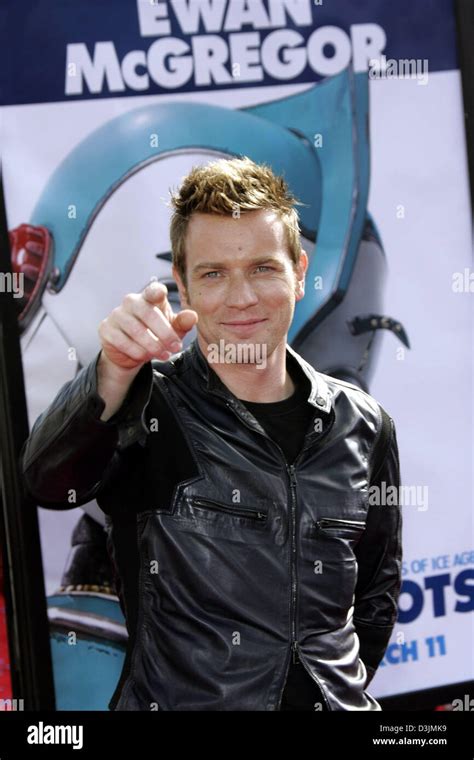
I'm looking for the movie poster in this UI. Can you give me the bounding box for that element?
[0,0,471,709]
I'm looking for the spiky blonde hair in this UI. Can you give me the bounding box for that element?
[168,156,304,286]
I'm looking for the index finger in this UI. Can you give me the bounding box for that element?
[142,280,169,306]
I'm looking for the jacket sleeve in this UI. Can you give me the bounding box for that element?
[20,350,153,510]
[353,415,403,688]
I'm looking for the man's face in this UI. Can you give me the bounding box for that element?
[172,209,308,359]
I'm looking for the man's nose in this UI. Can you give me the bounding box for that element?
[225,275,259,308]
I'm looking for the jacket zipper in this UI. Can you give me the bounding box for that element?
[293,642,331,711]
[287,464,298,664]
[287,467,331,709]
[222,397,334,709]
[317,518,366,528]
[189,496,266,521]
[316,518,366,535]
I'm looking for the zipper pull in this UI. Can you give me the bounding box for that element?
[292,641,300,664]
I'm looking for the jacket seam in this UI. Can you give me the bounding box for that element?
[367,407,392,486]
[114,513,152,708]
[354,618,395,628]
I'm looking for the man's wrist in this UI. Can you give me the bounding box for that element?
[96,351,145,422]
[97,349,143,386]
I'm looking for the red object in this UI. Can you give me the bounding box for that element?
[8,223,53,331]
[0,551,12,701]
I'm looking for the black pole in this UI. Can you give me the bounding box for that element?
[455,0,474,224]
[0,173,56,709]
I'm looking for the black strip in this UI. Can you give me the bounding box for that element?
[0,173,56,708]
[455,0,474,218]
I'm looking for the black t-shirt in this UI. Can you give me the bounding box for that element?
[238,366,328,711]
[239,365,313,465]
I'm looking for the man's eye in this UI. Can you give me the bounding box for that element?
[203,271,220,278]
[255,265,273,272]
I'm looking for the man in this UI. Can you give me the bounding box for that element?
[21,156,402,711]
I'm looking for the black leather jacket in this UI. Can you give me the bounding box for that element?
[20,338,402,711]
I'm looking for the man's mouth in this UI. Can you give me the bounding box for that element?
[220,318,267,326]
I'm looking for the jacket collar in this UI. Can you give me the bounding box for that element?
[187,336,332,415]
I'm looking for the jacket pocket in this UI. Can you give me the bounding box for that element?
[187,496,267,523]
[159,493,271,544]
[314,517,366,541]
[300,510,368,630]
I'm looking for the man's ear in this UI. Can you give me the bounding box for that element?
[172,265,190,309]
[294,249,308,302]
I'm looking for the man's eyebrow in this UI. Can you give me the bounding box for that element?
[192,256,283,274]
